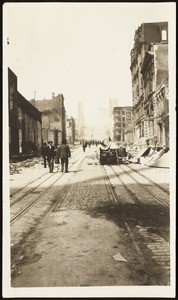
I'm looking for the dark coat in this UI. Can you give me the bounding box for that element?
[41,146,47,157]
[46,145,56,159]
[57,144,71,159]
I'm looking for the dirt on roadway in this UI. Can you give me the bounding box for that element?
[11,148,170,287]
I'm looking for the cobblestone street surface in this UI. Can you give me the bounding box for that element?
[56,152,112,210]
[10,146,171,290]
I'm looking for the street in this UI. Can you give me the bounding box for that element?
[4,4,176,298]
[10,145,170,287]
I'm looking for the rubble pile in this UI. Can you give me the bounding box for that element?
[128,145,169,168]
[9,157,42,175]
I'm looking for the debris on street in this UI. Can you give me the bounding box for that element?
[113,252,128,262]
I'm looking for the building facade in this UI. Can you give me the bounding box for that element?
[9,68,42,156]
[154,80,169,147]
[109,98,118,139]
[124,124,134,146]
[113,106,132,143]
[66,117,76,145]
[31,93,66,145]
[130,22,168,147]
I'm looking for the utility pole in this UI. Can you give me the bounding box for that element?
[34,91,36,100]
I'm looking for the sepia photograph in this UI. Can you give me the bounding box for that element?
[3,2,176,298]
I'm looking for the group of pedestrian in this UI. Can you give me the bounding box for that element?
[82,140,102,152]
[41,140,71,173]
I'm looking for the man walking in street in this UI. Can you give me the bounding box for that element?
[41,142,47,168]
[56,139,71,173]
[82,141,86,152]
[46,141,55,173]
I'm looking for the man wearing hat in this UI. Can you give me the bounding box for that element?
[46,141,55,173]
[41,142,47,168]
[56,139,71,173]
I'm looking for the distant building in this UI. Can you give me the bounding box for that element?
[31,93,66,145]
[130,22,168,147]
[113,106,132,143]
[8,68,42,156]
[124,124,134,146]
[66,117,76,145]
[109,98,118,139]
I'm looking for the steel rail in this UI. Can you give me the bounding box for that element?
[10,149,83,207]
[10,171,49,197]
[101,165,118,204]
[124,164,169,194]
[101,164,169,285]
[10,151,86,224]
[10,172,56,206]
[112,164,169,208]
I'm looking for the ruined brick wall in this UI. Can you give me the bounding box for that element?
[9,68,42,155]
[9,68,19,154]
[31,94,66,144]
[155,45,168,86]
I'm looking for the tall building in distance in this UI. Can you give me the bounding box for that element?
[130,22,169,147]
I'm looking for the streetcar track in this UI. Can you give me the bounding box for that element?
[124,164,169,194]
[10,150,83,207]
[101,166,118,204]
[10,171,49,197]
[10,152,86,224]
[10,172,56,206]
[101,164,138,205]
[103,164,146,205]
[116,164,169,208]
[11,150,170,285]
[101,163,170,284]
[102,163,169,207]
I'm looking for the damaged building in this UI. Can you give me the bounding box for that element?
[113,106,133,143]
[66,116,76,145]
[8,68,42,157]
[130,22,169,148]
[31,93,66,145]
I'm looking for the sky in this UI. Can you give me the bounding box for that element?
[4,2,175,125]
